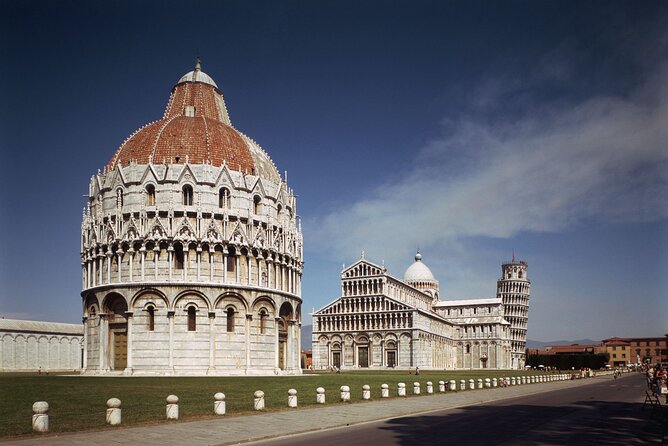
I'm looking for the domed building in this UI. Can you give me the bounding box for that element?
[403,251,439,300]
[80,60,303,375]
[312,252,530,370]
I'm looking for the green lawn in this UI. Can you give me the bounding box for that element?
[1,369,544,438]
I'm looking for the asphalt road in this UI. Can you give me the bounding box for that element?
[250,374,665,446]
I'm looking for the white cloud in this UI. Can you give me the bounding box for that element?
[307,63,668,265]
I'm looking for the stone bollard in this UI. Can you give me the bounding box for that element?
[166,395,179,420]
[505,377,511,386]
[521,376,526,385]
[477,379,483,389]
[531,376,535,384]
[492,378,498,387]
[468,379,475,390]
[362,385,371,400]
[485,378,491,388]
[511,377,516,386]
[254,390,265,411]
[381,384,389,398]
[32,401,49,433]
[288,389,298,408]
[460,379,466,390]
[316,387,326,404]
[214,392,226,415]
[439,380,446,392]
[413,382,421,395]
[426,381,434,394]
[398,382,406,397]
[449,380,457,391]
[340,385,351,402]
[106,398,122,425]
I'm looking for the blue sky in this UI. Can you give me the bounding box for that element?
[1,1,666,341]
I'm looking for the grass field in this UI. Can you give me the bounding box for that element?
[1,369,545,438]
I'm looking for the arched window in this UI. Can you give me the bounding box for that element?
[253,195,261,214]
[147,306,155,331]
[174,244,184,269]
[226,307,235,332]
[219,188,231,208]
[116,189,124,207]
[259,309,268,334]
[182,185,194,206]
[146,184,156,206]
[187,306,196,331]
[466,344,471,354]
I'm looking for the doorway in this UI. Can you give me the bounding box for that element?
[104,294,128,371]
[387,350,396,368]
[111,326,127,369]
[332,351,341,369]
[358,346,369,368]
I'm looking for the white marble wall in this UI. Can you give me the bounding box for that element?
[0,324,82,371]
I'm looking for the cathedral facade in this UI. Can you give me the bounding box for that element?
[80,62,303,375]
[312,253,530,370]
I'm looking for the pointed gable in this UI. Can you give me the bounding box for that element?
[173,216,198,242]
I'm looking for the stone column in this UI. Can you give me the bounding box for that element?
[128,250,134,282]
[82,316,88,370]
[99,313,108,371]
[125,311,133,373]
[235,254,240,284]
[222,249,228,283]
[274,317,281,369]
[209,250,214,282]
[106,252,112,284]
[208,312,216,372]
[167,310,175,370]
[117,251,123,283]
[140,247,146,281]
[196,246,202,281]
[245,314,252,371]
[153,246,159,280]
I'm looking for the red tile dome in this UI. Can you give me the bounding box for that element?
[108,62,278,180]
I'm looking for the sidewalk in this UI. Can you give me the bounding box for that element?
[2,376,610,446]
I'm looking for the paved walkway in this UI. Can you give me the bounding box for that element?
[2,376,613,446]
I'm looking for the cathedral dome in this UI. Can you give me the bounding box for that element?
[108,61,280,183]
[403,252,436,282]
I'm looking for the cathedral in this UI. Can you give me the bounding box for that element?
[312,253,530,370]
[80,61,303,375]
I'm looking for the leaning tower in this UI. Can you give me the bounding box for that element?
[496,257,530,369]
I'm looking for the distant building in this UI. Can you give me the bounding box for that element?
[311,252,531,370]
[0,319,83,372]
[602,337,668,366]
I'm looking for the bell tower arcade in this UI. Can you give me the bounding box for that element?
[496,256,530,369]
